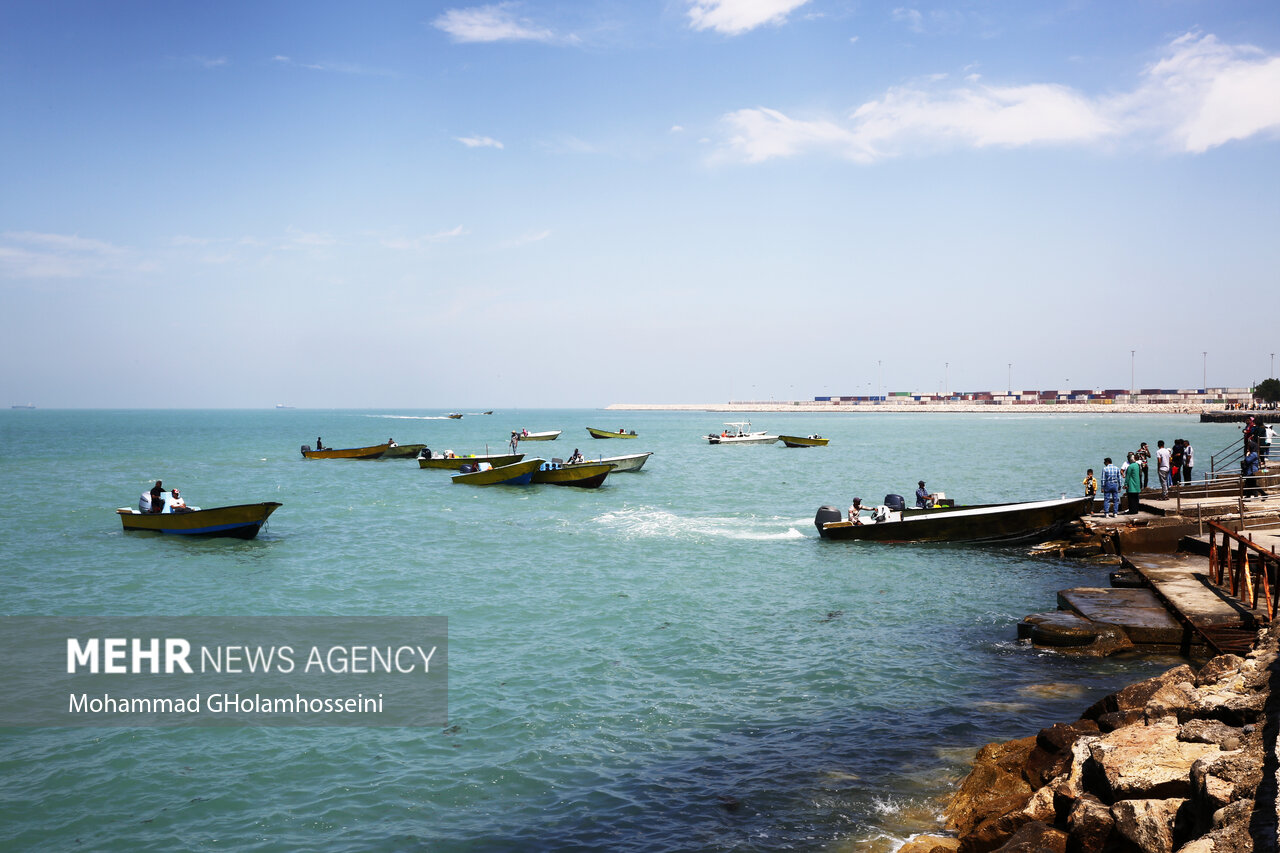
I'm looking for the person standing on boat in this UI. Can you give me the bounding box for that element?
[509,431,520,453]
[1124,454,1142,515]
[915,481,934,509]
[316,437,324,450]
[1099,458,1122,517]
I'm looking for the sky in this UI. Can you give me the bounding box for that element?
[2,0,1279,408]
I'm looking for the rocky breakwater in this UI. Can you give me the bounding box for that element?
[902,631,1279,853]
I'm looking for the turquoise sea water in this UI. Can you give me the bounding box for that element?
[0,409,1244,851]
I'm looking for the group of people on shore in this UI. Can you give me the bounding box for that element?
[1241,416,1274,499]
[1084,438,1198,517]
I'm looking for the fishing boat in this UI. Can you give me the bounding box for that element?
[530,461,616,488]
[813,496,1090,543]
[515,430,561,441]
[451,458,545,486]
[11,403,35,409]
[778,434,829,448]
[301,442,391,459]
[586,427,638,439]
[379,443,427,459]
[116,502,282,539]
[447,413,464,419]
[418,452,524,470]
[563,451,652,473]
[705,422,778,445]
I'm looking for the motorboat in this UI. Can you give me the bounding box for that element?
[117,502,281,539]
[451,458,545,485]
[530,461,616,488]
[705,422,778,445]
[778,434,829,447]
[814,496,1090,543]
[586,427,638,439]
[301,442,391,459]
[515,430,561,441]
[419,452,524,470]
[563,452,652,473]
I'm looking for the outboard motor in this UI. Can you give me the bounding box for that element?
[301,445,311,455]
[814,505,843,533]
[883,494,905,512]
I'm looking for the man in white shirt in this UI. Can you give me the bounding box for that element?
[1155,440,1172,498]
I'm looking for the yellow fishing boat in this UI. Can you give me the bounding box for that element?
[586,427,638,439]
[529,462,616,488]
[778,434,830,447]
[451,458,545,485]
[300,442,391,459]
[116,502,282,539]
[419,452,524,470]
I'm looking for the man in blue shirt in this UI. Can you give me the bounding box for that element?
[1100,457,1123,517]
[915,480,934,509]
[1243,446,1263,499]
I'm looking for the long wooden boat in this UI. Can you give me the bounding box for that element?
[419,452,524,470]
[778,434,829,448]
[530,462,616,488]
[516,430,561,441]
[586,427,638,439]
[117,502,282,539]
[705,422,778,445]
[451,458,545,486]
[379,443,427,459]
[447,413,464,419]
[563,451,652,473]
[814,496,1090,543]
[301,442,391,459]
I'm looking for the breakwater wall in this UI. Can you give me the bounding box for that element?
[901,631,1278,853]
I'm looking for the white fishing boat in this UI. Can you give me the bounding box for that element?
[515,430,561,441]
[563,451,653,473]
[705,422,778,445]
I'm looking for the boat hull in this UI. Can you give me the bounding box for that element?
[451,459,545,485]
[530,462,615,488]
[302,443,391,459]
[517,431,560,441]
[707,434,778,445]
[778,434,829,447]
[419,453,524,470]
[564,452,652,473]
[816,496,1089,544]
[117,503,282,539]
[379,444,426,459]
[586,427,638,439]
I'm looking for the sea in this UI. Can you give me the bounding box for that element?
[0,408,1245,852]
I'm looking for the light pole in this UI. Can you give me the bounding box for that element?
[945,362,949,397]
[1202,352,1207,392]
[1007,363,1011,396]
[1130,350,1135,397]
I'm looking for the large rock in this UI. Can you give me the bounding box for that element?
[1195,654,1245,687]
[1083,665,1197,719]
[1144,680,1201,722]
[990,821,1067,852]
[1065,794,1114,852]
[1086,720,1219,801]
[946,738,1036,837]
[1178,719,1244,751]
[1111,798,1191,853]
[898,836,960,853]
[1024,721,1099,788]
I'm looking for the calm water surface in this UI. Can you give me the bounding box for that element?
[0,409,1242,851]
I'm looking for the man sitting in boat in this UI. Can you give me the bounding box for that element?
[168,488,193,513]
[848,497,865,525]
[915,481,936,509]
[568,449,585,464]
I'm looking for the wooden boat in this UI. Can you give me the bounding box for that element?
[530,461,616,488]
[516,430,561,441]
[451,458,545,486]
[301,442,391,459]
[586,427,638,439]
[563,451,652,473]
[778,434,829,448]
[814,496,1090,543]
[705,422,778,445]
[447,413,463,419]
[117,502,282,539]
[418,452,524,470]
[379,443,427,459]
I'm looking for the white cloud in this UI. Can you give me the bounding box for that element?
[670,125,685,133]
[434,3,556,43]
[380,226,467,250]
[271,55,394,76]
[717,32,1280,163]
[686,0,811,36]
[502,229,551,248]
[455,135,504,149]
[0,231,130,279]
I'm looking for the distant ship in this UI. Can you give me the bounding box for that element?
[10,403,35,409]
[275,404,295,409]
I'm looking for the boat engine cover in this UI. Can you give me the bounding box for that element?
[814,505,843,532]
[883,494,905,512]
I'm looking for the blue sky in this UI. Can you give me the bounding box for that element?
[2,1,1279,407]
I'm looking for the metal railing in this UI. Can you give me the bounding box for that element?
[1207,521,1279,620]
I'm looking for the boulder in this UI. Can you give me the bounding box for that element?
[945,738,1037,837]
[898,835,960,853]
[1086,720,1219,801]
[990,821,1067,852]
[1144,680,1200,722]
[1178,719,1243,751]
[1065,794,1114,853]
[1096,709,1145,732]
[1194,654,1245,688]
[1111,798,1191,853]
[1024,721,1099,788]
[1084,665,1197,719]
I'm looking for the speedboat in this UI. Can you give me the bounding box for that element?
[515,430,561,441]
[778,434,829,447]
[814,496,1090,543]
[705,422,778,445]
[564,451,652,473]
